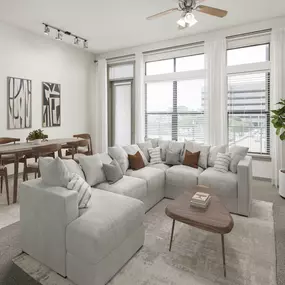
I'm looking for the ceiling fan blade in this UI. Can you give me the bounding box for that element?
[196,5,228,18]
[147,8,179,20]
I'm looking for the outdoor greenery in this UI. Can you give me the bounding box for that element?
[27,129,48,141]
[271,99,285,141]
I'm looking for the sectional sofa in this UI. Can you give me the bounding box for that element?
[20,140,252,285]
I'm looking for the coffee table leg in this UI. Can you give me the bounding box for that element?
[169,219,175,251]
[221,234,226,277]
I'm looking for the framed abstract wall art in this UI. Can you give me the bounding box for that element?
[7,77,32,129]
[42,82,61,127]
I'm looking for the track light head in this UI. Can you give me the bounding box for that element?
[84,40,88,49]
[44,25,50,35]
[74,37,80,45]
[55,30,63,41]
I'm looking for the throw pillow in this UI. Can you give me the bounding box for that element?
[128,151,145,170]
[137,141,152,162]
[62,159,85,179]
[102,159,123,184]
[146,138,159,148]
[39,157,70,187]
[78,154,106,186]
[123,144,148,166]
[158,140,171,161]
[108,146,129,174]
[169,141,185,162]
[184,140,210,169]
[208,145,227,167]
[214,153,231,173]
[67,173,92,209]
[166,149,181,165]
[229,145,249,173]
[183,150,200,169]
[148,147,162,164]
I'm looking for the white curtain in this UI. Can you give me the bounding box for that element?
[93,59,108,153]
[271,28,285,186]
[204,38,227,146]
[135,52,145,143]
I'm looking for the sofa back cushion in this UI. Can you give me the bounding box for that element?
[128,151,145,170]
[208,145,227,167]
[148,147,162,164]
[166,149,181,165]
[102,159,124,184]
[183,150,200,169]
[123,144,148,166]
[146,138,159,148]
[137,141,152,162]
[79,154,106,186]
[229,145,249,173]
[108,146,129,174]
[158,140,171,161]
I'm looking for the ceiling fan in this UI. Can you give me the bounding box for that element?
[146,0,228,29]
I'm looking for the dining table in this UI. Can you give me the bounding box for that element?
[0,137,86,204]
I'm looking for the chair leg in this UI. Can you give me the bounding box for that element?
[4,169,9,205]
[0,176,3,194]
[23,160,27,182]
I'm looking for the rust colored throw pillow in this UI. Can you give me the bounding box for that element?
[183,150,200,169]
[128,151,145,170]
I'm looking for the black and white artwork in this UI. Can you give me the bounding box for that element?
[42,82,61,127]
[7,77,32,129]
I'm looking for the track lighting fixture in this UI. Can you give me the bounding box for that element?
[42,23,88,49]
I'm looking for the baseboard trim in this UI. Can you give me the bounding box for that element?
[253,176,272,182]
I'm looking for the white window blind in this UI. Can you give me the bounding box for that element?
[227,40,270,154]
[109,63,134,80]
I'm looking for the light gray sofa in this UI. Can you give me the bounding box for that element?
[20,142,252,285]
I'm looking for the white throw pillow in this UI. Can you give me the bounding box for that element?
[158,140,171,161]
[208,145,227,167]
[39,157,70,187]
[184,140,210,169]
[137,141,152,162]
[214,153,231,173]
[146,138,159,148]
[229,145,249,173]
[79,154,106,186]
[67,173,92,209]
[169,141,185,162]
[108,146,129,174]
[123,144,148,166]
[62,159,85,179]
[148,147,162,164]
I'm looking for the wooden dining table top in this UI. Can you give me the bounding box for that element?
[0,138,85,155]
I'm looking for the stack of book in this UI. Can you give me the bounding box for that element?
[190,192,211,209]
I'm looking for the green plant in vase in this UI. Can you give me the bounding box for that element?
[27,129,48,144]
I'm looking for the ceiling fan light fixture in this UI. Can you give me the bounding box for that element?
[177,17,187,28]
[184,12,197,27]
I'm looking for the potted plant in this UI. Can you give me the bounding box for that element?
[27,129,48,145]
[271,99,285,197]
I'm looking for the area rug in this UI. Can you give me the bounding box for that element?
[13,199,276,285]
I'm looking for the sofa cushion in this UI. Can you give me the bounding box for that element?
[166,149,180,165]
[169,141,185,162]
[198,167,238,199]
[66,189,144,265]
[102,159,123,184]
[146,138,159,148]
[148,147,162,164]
[108,146,129,174]
[137,141,152,162]
[147,163,170,172]
[184,141,210,169]
[183,150,200,169]
[158,140,170,161]
[126,167,165,193]
[166,165,203,189]
[123,144,148,166]
[208,145,227,167]
[128,151,145,170]
[214,153,231,173]
[229,145,249,174]
[96,175,147,202]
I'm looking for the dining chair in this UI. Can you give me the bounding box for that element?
[0,164,9,205]
[23,144,62,181]
[62,139,89,163]
[64,134,93,156]
[0,137,20,195]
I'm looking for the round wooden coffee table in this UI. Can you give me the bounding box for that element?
[165,186,234,277]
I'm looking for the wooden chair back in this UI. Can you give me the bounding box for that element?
[65,139,89,159]
[0,137,20,145]
[31,144,62,159]
[73,133,93,155]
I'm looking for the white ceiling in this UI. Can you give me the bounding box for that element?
[0,0,285,54]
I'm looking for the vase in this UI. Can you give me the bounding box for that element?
[32,139,42,145]
[279,169,285,198]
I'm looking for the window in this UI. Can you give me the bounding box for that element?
[145,53,205,142]
[227,44,270,154]
[146,59,174,76]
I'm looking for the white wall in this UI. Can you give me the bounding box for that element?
[253,160,272,180]
[0,21,94,143]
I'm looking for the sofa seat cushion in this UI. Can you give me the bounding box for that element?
[147,163,170,172]
[96,175,147,202]
[66,189,144,265]
[166,165,203,189]
[126,167,165,193]
[198,167,238,199]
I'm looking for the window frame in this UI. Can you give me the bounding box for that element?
[226,42,271,155]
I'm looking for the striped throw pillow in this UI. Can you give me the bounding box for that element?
[67,173,92,209]
[148,147,162,164]
[214,153,231,173]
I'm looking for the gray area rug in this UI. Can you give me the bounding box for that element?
[13,199,276,285]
